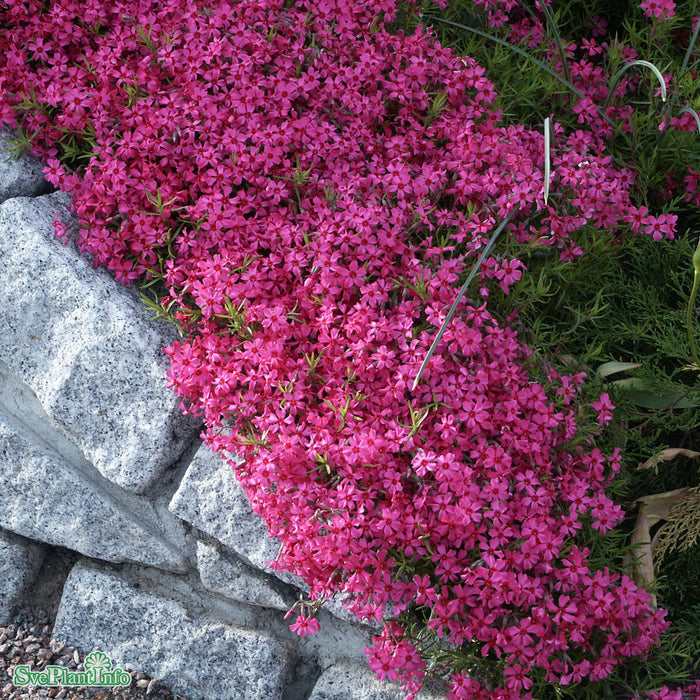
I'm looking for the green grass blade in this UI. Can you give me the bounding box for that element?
[679,16,700,80]
[412,210,517,390]
[665,17,700,119]
[534,0,573,87]
[602,60,667,112]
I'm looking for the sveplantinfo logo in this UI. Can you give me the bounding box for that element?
[12,650,131,688]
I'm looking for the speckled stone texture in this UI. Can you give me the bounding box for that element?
[0,132,48,202]
[53,561,297,700]
[0,134,448,699]
[0,190,200,493]
[0,408,190,572]
[0,529,46,624]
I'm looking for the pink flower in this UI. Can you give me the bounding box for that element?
[289,614,320,637]
[573,96,600,126]
[641,0,676,20]
[591,392,614,425]
[642,213,677,241]
[645,687,683,699]
[503,664,533,692]
[43,157,66,187]
[494,259,525,294]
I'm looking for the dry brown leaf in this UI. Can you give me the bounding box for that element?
[626,488,690,605]
[638,448,700,470]
[637,488,691,520]
[629,507,655,596]
[652,486,700,564]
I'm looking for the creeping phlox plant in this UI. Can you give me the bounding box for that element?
[0,0,696,697]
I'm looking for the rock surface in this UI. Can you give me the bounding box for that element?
[0,408,190,572]
[0,133,448,699]
[53,561,297,700]
[0,132,48,202]
[196,540,294,612]
[169,447,282,570]
[0,190,200,493]
[0,529,46,624]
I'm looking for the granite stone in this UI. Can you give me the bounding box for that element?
[0,406,190,572]
[0,130,49,203]
[196,539,295,612]
[0,528,46,623]
[0,192,200,493]
[169,446,284,571]
[54,560,297,700]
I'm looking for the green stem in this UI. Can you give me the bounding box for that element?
[687,239,700,368]
[664,17,700,121]
[679,16,700,81]
[528,0,573,88]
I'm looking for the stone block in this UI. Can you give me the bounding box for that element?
[309,662,448,700]
[196,540,295,611]
[169,446,284,571]
[0,405,190,572]
[0,528,46,623]
[0,130,48,203]
[54,560,296,700]
[0,192,200,493]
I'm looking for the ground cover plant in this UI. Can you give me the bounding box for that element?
[0,0,699,697]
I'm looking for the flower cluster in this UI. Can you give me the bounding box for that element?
[0,0,680,696]
[640,0,676,21]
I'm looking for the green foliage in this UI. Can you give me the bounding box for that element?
[654,486,700,564]
[496,222,700,484]
[416,0,700,684]
[421,0,700,210]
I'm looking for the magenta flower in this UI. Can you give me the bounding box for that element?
[289,614,321,637]
[0,0,678,695]
[641,0,676,20]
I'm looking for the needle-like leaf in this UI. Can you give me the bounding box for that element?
[412,209,517,390]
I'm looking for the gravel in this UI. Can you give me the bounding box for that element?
[0,606,188,700]
[1,549,189,700]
